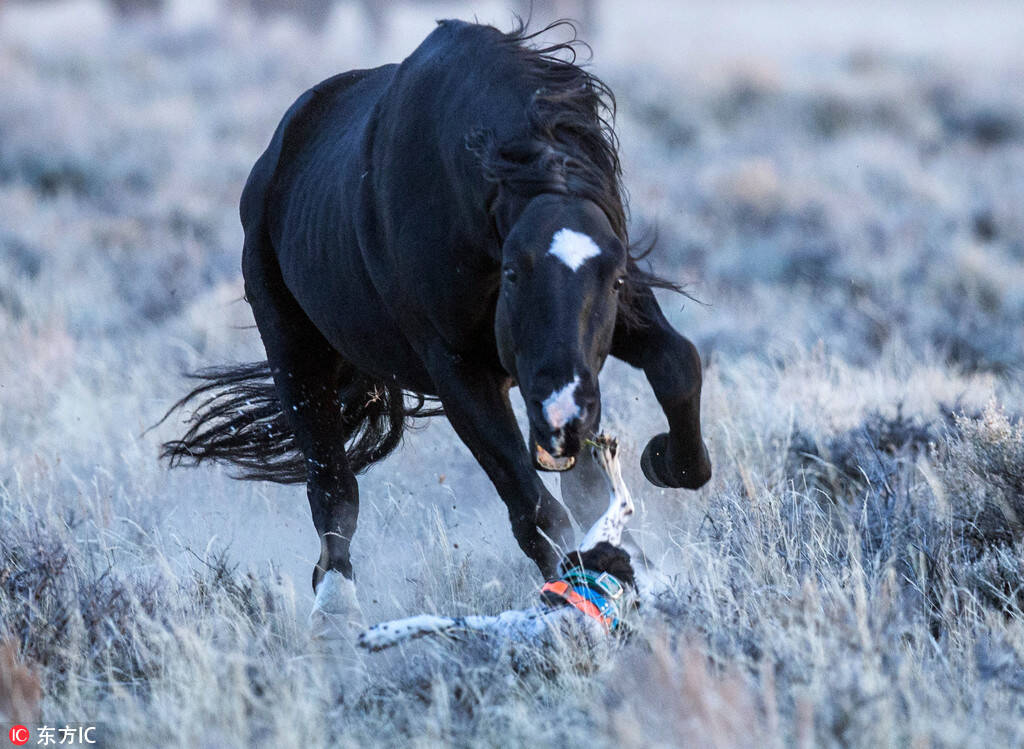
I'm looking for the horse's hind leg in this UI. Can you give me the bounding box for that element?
[242,241,364,644]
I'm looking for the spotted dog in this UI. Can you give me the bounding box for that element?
[358,435,646,653]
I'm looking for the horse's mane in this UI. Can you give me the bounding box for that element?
[469,20,685,325]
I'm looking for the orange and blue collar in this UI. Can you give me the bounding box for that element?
[540,566,628,632]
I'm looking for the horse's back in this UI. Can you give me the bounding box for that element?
[240,66,394,241]
[238,21,534,384]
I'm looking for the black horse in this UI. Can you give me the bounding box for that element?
[162,20,710,618]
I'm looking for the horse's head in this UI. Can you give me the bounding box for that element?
[496,195,626,472]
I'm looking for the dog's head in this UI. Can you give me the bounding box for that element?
[559,541,637,591]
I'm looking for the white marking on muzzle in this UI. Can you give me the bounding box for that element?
[542,375,581,430]
[548,228,601,271]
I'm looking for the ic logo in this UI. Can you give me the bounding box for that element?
[8,725,30,746]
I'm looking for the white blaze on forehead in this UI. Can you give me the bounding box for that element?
[548,228,601,271]
[543,375,581,429]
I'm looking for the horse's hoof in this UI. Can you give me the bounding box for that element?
[640,433,711,490]
[309,570,365,639]
[310,571,368,692]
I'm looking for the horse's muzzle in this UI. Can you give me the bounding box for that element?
[534,442,576,471]
[527,377,598,471]
[531,417,588,472]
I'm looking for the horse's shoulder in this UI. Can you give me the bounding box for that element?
[239,67,391,233]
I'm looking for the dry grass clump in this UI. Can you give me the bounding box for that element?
[0,639,42,723]
[0,496,300,737]
[783,400,1024,622]
[936,402,1024,612]
[608,632,769,749]
[787,406,944,501]
[940,401,1024,548]
[0,510,165,685]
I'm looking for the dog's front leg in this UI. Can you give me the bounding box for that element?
[358,608,553,651]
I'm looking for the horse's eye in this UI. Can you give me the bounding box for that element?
[613,276,626,291]
[503,267,518,283]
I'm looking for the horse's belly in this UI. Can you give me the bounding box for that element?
[277,244,435,394]
[321,303,436,395]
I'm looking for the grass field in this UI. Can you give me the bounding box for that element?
[1,1,1023,746]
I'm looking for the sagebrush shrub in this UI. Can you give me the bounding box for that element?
[940,400,1024,549]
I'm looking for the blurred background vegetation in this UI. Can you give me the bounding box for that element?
[1,2,1022,746]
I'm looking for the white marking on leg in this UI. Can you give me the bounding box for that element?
[310,570,365,640]
[542,375,581,430]
[580,435,635,551]
[548,228,601,271]
[310,570,367,691]
[312,570,359,614]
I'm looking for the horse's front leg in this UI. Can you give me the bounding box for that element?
[612,287,712,489]
[425,352,573,578]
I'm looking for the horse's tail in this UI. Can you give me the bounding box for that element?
[157,361,442,484]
